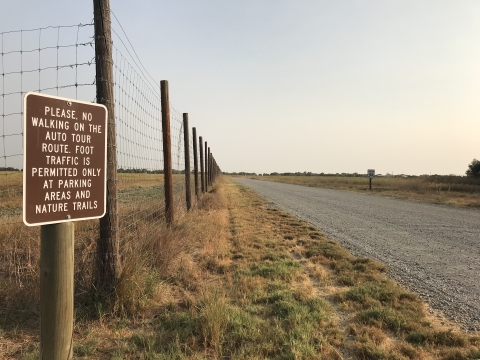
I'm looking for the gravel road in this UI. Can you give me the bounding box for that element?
[233,178,480,331]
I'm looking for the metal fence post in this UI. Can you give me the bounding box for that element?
[161,80,174,224]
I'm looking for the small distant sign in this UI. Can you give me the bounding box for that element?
[367,169,375,178]
[23,92,108,226]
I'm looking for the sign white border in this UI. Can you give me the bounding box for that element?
[23,92,108,226]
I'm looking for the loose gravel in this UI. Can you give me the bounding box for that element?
[233,178,480,331]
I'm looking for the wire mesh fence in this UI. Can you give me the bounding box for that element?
[113,44,165,260]
[0,24,96,224]
[0,18,220,307]
[170,105,188,215]
[0,24,97,299]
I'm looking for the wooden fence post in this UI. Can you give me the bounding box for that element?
[212,154,215,183]
[205,141,208,192]
[192,127,199,199]
[94,0,120,293]
[183,113,192,211]
[208,147,212,186]
[40,222,74,359]
[211,157,214,182]
[213,156,217,182]
[212,157,216,182]
[161,80,174,224]
[199,136,205,193]
[210,153,213,184]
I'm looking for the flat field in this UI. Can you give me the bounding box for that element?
[247,175,480,208]
[1,177,478,359]
[0,171,190,218]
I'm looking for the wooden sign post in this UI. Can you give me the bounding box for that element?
[23,92,107,359]
[40,222,74,359]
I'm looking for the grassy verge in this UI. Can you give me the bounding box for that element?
[1,177,479,359]
[246,175,480,208]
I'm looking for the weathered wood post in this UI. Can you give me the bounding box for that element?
[199,136,205,193]
[161,80,174,224]
[183,113,192,210]
[212,155,216,183]
[94,0,120,293]
[214,157,217,182]
[204,141,208,192]
[208,147,212,186]
[40,222,74,359]
[24,92,108,360]
[213,157,217,182]
[210,153,215,185]
[211,157,215,182]
[192,127,199,199]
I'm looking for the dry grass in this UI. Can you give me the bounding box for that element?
[0,171,200,356]
[0,173,228,358]
[247,175,480,208]
[1,176,479,359]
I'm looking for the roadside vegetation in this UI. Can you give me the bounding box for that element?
[246,174,480,208]
[1,177,479,359]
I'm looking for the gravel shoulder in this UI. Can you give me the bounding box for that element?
[233,178,480,331]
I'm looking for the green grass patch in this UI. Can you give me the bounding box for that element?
[356,307,412,334]
[249,260,302,281]
[74,340,98,357]
[406,330,468,347]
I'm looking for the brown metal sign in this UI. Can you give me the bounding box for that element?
[23,92,107,226]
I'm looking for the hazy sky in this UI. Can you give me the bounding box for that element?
[2,1,479,175]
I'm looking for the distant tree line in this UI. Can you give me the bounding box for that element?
[224,171,388,177]
[118,168,189,174]
[0,167,21,171]
[226,159,480,179]
[224,172,258,176]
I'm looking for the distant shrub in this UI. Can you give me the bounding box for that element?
[466,159,480,177]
